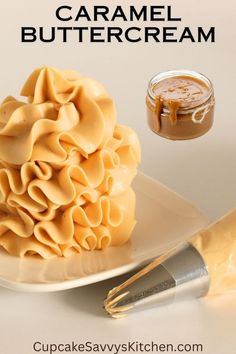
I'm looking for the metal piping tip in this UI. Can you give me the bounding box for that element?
[104,243,209,318]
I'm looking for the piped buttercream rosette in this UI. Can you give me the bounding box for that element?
[0,67,140,258]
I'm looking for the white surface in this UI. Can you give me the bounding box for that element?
[0,0,236,353]
[0,172,206,292]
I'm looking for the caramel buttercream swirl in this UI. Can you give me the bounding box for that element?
[0,188,136,258]
[0,126,139,212]
[21,67,116,148]
[0,137,139,211]
[0,94,113,164]
[0,206,34,238]
[0,67,140,258]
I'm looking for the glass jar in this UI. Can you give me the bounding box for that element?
[146,70,215,140]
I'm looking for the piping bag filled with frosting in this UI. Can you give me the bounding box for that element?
[104,209,236,318]
[0,67,141,258]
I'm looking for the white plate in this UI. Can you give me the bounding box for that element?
[0,172,207,292]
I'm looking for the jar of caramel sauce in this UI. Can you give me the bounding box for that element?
[146,70,215,140]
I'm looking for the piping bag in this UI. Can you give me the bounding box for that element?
[104,209,236,318]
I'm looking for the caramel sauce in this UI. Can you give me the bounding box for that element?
[153,76,208,104]
[152,76,209,126]
[146,72,214,140]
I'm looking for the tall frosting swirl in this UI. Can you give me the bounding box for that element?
[0,67,141,258]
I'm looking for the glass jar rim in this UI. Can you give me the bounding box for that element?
[147,69,214,111]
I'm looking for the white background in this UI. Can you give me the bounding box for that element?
[0,1,235,353]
